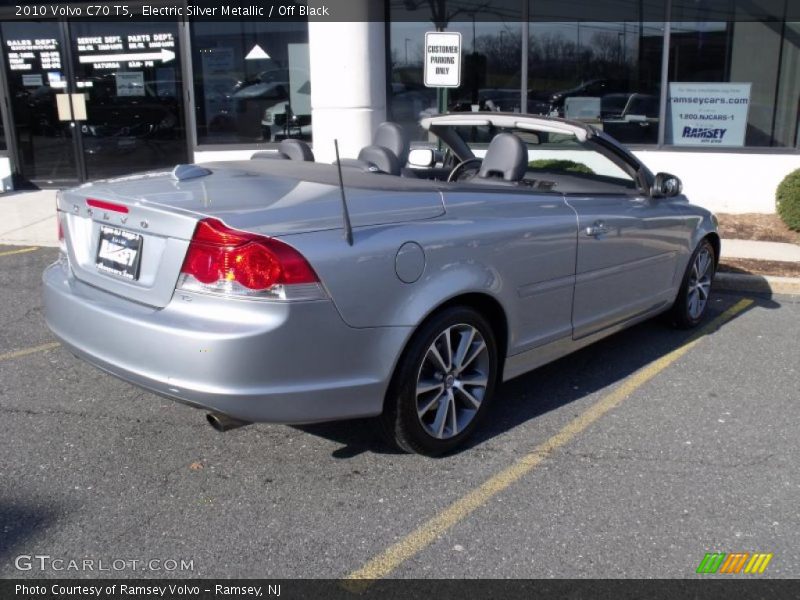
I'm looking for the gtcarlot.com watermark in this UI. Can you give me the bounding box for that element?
[14,554,195,573]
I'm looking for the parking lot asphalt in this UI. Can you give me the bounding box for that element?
[1,245,798,580]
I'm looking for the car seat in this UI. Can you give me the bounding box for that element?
[251,139,315,162]
[336,122,414,176]
[472,133,528,185]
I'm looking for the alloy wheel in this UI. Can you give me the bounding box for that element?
[415,324,491,440]
[687,246,713,320]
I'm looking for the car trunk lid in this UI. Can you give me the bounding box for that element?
[59,161,445,308]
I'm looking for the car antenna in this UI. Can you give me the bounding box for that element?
[333,139,354,246]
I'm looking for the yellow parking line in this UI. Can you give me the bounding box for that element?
[0,246,39,258]
[344,298,754,589]
[0,342,61,362]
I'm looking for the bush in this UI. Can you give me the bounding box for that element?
[776,168,800,231]
[528,159,594,175]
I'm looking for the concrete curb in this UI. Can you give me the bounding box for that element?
[715,272,800,296]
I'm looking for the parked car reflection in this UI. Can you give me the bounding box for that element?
[602,92,660,144]
[79,75,181,156]
[548,78,632,116]
[261,80,311,142]
[205,68,311,142]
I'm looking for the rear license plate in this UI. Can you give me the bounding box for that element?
[96,225,143,280]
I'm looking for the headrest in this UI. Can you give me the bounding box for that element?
[250,150,285,160]
[279,138,315,162]
[334,157,379,172]
[250,139,315,162]
[357,145,400,175]
[373,122,409,166]
[477,133,528,182]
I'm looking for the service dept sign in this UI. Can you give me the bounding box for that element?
[424,31,462,88]
[667,82,752,147]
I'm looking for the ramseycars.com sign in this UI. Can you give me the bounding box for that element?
[667,82,751,147]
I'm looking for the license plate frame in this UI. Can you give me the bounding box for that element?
[95,225,143,281]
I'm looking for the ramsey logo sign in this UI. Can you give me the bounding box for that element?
[682,127,728,140]
[696,552,773,574]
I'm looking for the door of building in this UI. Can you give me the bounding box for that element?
[1,20,188,187]
[2,21,78,185]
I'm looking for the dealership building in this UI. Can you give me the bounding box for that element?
[0,0,798,213]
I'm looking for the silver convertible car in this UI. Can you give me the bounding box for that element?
[44,113,719,455]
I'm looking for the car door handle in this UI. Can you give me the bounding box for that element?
[585,221,608,237]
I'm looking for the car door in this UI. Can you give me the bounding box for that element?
[528,134,685,339]
[567,191,687,339]
[436,122,579,355]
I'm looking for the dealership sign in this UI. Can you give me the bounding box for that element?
[424,31,461,88]
[667,82,751,147]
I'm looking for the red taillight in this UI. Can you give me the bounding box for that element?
[56,191,66,254]
[86,198,129,214]
[56,209,67,255]
[179,219,320,297]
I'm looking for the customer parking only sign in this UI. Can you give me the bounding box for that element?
[424,31,461,88]
[667,82,752,147]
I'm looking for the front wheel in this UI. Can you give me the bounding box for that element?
[670,238,716,328]
[381,307,498,456]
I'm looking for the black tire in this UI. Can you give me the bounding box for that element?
[381,306,499,456]
[670,238,716,329]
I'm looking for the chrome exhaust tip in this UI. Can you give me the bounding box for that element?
[206,412,251,432]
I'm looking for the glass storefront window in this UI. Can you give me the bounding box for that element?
[776,23,800,148]
[0,73,6,151]
[389,14,522,141]
[190,21,310,145]
[2,21,77,183]
[69,21,188,180]
[0,106,8,151]
[528,21,664,145]
[666,19,800,148]
[389,2,800,150]
[2,20,189,184]
[389,15,660,145]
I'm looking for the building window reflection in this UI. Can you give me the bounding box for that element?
[190,21,311,145]
[388,1,800,149]
[527,21,663,145]
[667,21,800,148]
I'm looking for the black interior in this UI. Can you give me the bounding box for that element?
[472,133,529,185]
[252,138,315,162]
[250,120,642,196]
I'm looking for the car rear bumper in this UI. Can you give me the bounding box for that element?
[43,261,411,423]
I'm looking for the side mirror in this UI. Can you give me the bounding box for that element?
[408,148,435,168]
[652,172,682,198]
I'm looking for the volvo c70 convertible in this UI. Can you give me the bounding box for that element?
[43,114,719,455]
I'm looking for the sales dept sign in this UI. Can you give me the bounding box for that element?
[424,31,462,88]
[667,82,751,147]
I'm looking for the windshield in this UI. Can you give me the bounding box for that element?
[450,124,635,184]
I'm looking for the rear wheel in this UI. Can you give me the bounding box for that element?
[670,238,716,328]
[382,307,498,456]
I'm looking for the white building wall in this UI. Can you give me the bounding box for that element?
[633,150,800,214]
